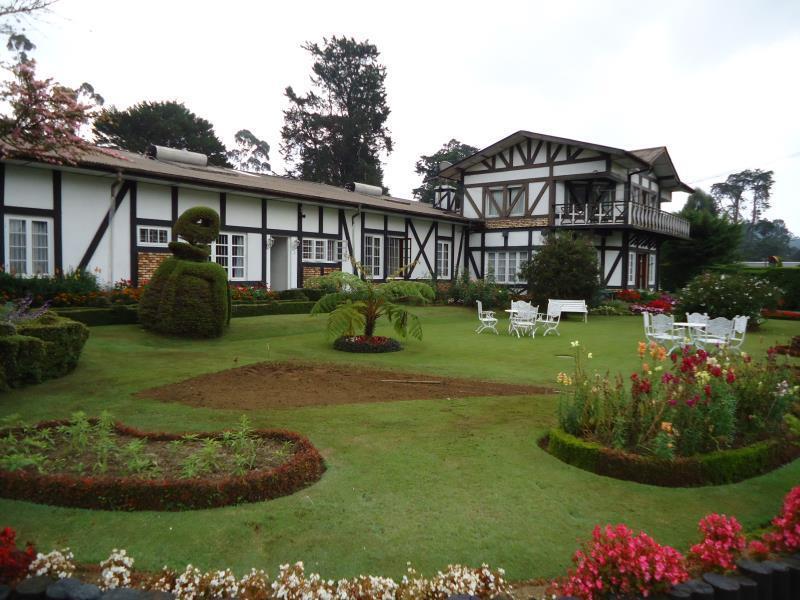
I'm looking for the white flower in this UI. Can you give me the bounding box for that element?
[587,352,593,359]
[570,340,580,347]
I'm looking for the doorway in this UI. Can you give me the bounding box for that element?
[269,236,291,291]
[635,253,649,289]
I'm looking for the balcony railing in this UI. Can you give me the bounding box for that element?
[554,201,690,239]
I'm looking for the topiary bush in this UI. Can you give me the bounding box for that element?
[0,313,88,389]
[675,271,781,323]
[138,207,230,338]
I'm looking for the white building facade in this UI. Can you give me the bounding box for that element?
[0,131,692,291]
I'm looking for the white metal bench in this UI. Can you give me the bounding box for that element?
[548,299,589,322]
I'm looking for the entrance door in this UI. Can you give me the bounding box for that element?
[268,236,290,291]
[635,253,648,289]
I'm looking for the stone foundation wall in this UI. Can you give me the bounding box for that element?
[485,217,548,229]
[137,252,169,284]
[302,264,340,282]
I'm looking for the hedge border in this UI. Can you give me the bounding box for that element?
[0,420,326,511]
[542,428,800,487]
[55,301,317,326]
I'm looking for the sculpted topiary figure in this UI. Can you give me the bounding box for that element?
[139,207,230,338]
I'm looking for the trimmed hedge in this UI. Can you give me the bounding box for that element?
[544,428,800,487]
[0,315,89,389]
[0,420,326,511]
[139,257,230,338]
[56,301,317,326]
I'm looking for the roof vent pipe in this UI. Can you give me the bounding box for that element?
[147,145,208,167]
[345,182,383,196]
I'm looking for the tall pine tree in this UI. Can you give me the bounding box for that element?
[280,37,392,188]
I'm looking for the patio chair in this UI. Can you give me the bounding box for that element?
[475,300,498,335]
[642,311,654,342]
[534,302,561,337]
[649,314,682,353]
[510,304,538,338]
[686,312,709,324]
[728,315,749,350]
[700,317,734,349]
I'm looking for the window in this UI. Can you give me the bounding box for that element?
[302,238,343,263]
[486,189,502,217]
[137,226,170,247]
[508,186,525,216]
[211,232,246,280]
[4,216,52,275]
[648,254,656,286]
[387,236,409,277]
[485,250,526,284]
[628,252,636,285]
[436,240,451,279]
[364,234,382,278]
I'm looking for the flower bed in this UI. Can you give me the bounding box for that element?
[763,308,800,320]
[0,416,325,511]
[333,335,402,353]
[548,340,799,485]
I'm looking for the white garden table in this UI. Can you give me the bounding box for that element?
[673,322,707,348]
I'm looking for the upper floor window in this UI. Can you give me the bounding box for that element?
[486,189,503,217]
[4,216,52,275]
[508,186,525,216]
[211,232,245,280]
[137,226,170,247]
[486,186,526,218]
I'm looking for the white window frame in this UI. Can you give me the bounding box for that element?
[386,236,409,278]
[137,225,171,248]
[211,232,246,281]
[485,250,525,284]
[4,215,54,276]
[628,252,636,285]
[648,254,656,286]
[436,240,451,279]
[302,237,343,263]
[364,234,383,279]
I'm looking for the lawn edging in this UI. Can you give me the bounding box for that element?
[542,428,800,487]
[0,420,326,511]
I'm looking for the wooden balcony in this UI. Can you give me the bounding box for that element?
[554,201,690,239]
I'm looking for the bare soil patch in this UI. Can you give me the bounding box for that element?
[137,361,553,410]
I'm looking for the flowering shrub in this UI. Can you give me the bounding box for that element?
[554,524,688,599]
[676,271,781,322]
[615,289,641,303]
[28,548,75,579]
[688,514,745,572]
[762,485,800,554]
[230,284,279,304]
[99,548,134,590]
[0,527,35,584]
[630,297,675,315]
[557,341,798,458]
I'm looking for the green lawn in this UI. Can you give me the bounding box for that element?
[1,308,798,581]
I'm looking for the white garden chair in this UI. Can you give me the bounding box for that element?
[686,312,709,325]
[649,314,682,353]
[510,303,538,338]
[534,302,561,337]
[699,317,734,349]
[728,315,749,350]
[508,300,524,333]
[475,300,498,335]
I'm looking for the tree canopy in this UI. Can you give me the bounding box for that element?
[659,188,743,290]
[711,169,774,225]
[412,138,478,203]
[227,129,271,173]
[739,219,800,261]
[93,100,230,167]
[280,36,392,188]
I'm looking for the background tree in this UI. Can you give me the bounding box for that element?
[659,188,743,290]
[711,168,774,226]
[740,219,798,261]
[281,36,392,188]
[520,233,601,307]
[1,0,55,61]
[93,100,230,167]
[412,139,478,203]
[226,129,271,173]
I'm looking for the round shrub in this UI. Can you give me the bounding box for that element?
[676,271,781,322]
[138,207,230,338]
[333,335,402,353]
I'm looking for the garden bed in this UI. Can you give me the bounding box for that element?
[0,418,325,511]
[541,428,800,487]
[136,361,551,410]
[333,335,402,353]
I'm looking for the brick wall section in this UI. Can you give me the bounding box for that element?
[137,252,169,284]
[302,264,340,283]
[485,217,548,229]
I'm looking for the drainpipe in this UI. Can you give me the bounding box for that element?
[108,171,123,287]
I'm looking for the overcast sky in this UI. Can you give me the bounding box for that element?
[20,0,800,231]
